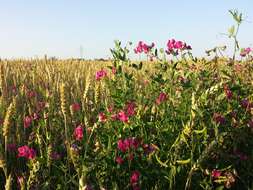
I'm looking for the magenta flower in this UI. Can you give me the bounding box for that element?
[166,39,191,55]
[74,125,84,141]
[156,92,167,105]
[18,145,36,160]
[240,47,251,57]
[95,69,107,81]
[28,148,36,159]
[23,116,33,128]
[134,41,155,54]
[115,156,124,165]
[211,169,222,179]
[130,170,140,185]
[117,139,128,152]
[118,111,129,123]
[98,112,107,123]
[71,103,81,112]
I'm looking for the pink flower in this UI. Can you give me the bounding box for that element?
[74,125,84,141]
[166,39,191,55]
[28,148,36,159]
[211,169,222,179]
[117,139,128,152]
[95,69,107,81]
[134,41,155,54]
[18,145,36,160]
[23,116,33,128]
[240,47,251,57]
[116,156,124,165]
[98,112,107,123]
[130,170,140,185]
[71,103,81,112]
[156,92,167,105]
[118,111,129,123]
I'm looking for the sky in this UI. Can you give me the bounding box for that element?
[0,0,253,59]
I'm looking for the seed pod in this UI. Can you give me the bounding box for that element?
[60,83,67,116]
[3,102,14,138]
[5,174,12,190]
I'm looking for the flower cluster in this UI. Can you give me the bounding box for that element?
[166,39,191,55]
[130,170,141,190]
[71,102,81,112]
[134,41,155,54]
[23,115,33,128]
[18,145,36,160]
[74,125,84,141]
[117,137,140,153]
[95,69,107,81]
[240,47,251,57]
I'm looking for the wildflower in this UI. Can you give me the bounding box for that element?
[23,116,33,128]
[116,156,124,165]
[118,111,129,123]
[74,125,84,141]
[240,47,251,57]
[71,103,81,112]
[166,39,191,55]
[134,41,155,54]
[98,112,107,123]
[211,169,222,179]
[156,92,167,105]
[95,69,107,81]
[18,145,36,160]
[130,170,140,185]
[117,139,128,152]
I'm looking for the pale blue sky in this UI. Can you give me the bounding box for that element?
[0,1,252,59]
